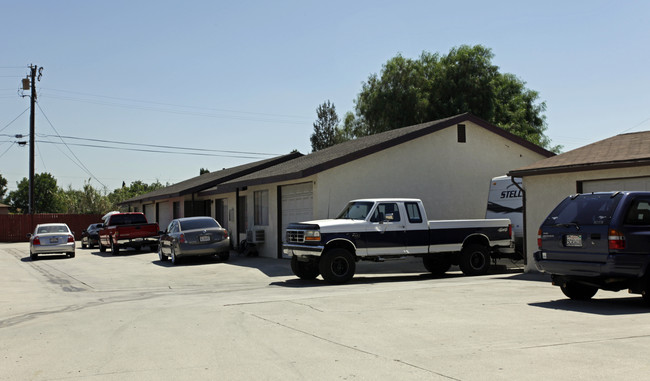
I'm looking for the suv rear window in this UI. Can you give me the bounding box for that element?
[543,193,623,226]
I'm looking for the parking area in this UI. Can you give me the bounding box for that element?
[2,241,650,380]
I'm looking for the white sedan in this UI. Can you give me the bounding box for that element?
[28,223,76,260]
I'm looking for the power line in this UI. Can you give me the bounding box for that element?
[0,107,29,134]
[34,133,279,156]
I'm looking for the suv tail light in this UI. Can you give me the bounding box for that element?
[608,229,626,250]
[537,229,542,249]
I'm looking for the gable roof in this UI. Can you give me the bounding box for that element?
[119,152,302,204]
[509,130,650,177]
[201,113,554,195]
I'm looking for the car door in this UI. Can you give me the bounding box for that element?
[364,202,407,255]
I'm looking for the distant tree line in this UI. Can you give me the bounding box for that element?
[0,172,165,214]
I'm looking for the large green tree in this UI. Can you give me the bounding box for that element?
[310,100,341,151]
[59,181,113,214]
[108,180,165,207]
[344,45,560,152]
[5,172,64,213]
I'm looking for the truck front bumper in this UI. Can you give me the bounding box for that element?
[282,244,324,257]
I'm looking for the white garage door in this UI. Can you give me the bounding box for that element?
[144,204,155,223]
[281,182,313,243]
[158,202,171,230]
[583,177,650,193]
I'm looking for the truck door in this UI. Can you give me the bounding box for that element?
[365,202,407,255]
[404,201,429,254]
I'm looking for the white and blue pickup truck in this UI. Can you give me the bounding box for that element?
[283,198,515,284]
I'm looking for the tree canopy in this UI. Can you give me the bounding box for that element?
[342,45,560,152]
[5,173,63,213]
[310,100,341,151]
[0,173,7,201]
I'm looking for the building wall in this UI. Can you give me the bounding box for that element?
[522,166,650,271]
[315,122,548,220]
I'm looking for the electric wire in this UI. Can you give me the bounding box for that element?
[0,107,29,134]
[36,102,107,188]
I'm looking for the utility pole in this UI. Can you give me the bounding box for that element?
[25,65,43,214]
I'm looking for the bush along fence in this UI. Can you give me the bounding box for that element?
[0,214,104,242]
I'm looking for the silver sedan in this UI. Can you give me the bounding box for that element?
[158,217,230,265]
[29,223,76,260]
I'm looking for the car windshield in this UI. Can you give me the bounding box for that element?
[543,193,623,226]
[37,225,69,234]
[336,202,374,220]
[180,218,220,231]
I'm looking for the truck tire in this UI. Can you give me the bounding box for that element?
[319,248,355,284]
[111,240,120,255]
[560,281,598,300]
[423,255,452,276]
[291,256,320,280]
[459,244,490,276]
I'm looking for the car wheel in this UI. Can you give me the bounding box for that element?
[319,248,356,284]
[111,241,119,255]
[170,246,179,265]
[158,245,167,262]
[560,281,598,300]
[68,252,75,258]
[218,252,230,261]
[459,244,490,276]
[291,255,320,280]
[81,242,87,249]
[99,242,106,253]
[30,252,37,261]
[423,255,452,276]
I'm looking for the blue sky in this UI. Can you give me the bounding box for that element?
[1,1,649,193]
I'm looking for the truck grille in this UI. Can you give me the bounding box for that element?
[286,230,305,243]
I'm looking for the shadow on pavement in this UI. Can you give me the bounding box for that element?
[21,254,72,262]
[530,296,650,316]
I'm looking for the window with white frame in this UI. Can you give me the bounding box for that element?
[254,190,269,226]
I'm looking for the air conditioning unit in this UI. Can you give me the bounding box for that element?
[246,229,265,243]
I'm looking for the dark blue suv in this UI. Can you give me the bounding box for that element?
[535,191,650,304]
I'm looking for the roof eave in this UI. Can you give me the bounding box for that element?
[508,158,650,177]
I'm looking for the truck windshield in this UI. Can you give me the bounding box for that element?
[336,202,374,220]
[543,193,623,226]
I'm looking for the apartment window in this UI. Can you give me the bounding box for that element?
[254,190,269,226]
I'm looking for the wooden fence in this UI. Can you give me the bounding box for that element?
[0,214,104,242]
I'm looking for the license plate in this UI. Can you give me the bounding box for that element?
[199,235,210,242]
[49,238,59,243]
[565,234,582,247]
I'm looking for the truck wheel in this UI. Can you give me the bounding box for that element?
[99,242,106,253]
[291,256,320,280]
[423,255,452,276]
[560,281,598,300]
[319,248,355,284]
[111,241,120,255]
[459,244,490,276]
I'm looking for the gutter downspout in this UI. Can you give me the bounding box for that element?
[510,175,526,267]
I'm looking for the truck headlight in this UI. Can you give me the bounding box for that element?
[305,230,321,242]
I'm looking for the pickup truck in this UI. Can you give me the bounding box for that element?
[98,212,160,255]
[535,191,650,304]
[283,198,514,284]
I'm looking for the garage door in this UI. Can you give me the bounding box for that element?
[281,182,313,247]
[143,204,155,223]
[582,177,650,193]
[158,202,171,230]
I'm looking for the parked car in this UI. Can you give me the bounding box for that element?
[158,217,230,265]
[535,191,650,304]
[81,223,104,249]
[28,223,76,260]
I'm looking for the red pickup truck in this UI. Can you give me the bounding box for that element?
[98,212,160,255]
